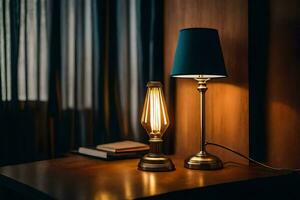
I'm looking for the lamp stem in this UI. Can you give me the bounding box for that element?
[196,78,209,154]
[149,138,163,155]
[183,77,223,170]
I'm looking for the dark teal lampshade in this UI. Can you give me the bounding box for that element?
[171,28,227,78]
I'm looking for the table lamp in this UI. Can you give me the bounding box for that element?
[171,28,227,170]
[138,81,175,172]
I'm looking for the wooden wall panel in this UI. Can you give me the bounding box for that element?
[164,0,248,163]
[265,0,300,168]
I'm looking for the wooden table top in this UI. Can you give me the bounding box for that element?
[0,155,287,200]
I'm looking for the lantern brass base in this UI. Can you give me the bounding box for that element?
[138,153,175,172]
[184,151,223,170]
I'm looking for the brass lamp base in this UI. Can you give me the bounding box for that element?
[184,151,223,170]
[138,153,175,172]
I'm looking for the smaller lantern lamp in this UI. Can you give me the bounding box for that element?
[138,81,175,172]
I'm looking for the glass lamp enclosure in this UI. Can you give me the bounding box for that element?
[141,82,169,140]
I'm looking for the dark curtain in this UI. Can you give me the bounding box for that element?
[0,0,164,165]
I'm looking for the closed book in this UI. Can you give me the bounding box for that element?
[78,147,147,160]
[96,140,149,153]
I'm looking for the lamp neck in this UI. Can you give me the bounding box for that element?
[195,77,209,93]
[195,77,210,153]
[149,138,163,155]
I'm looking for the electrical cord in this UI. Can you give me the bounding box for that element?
[205,142,300,172]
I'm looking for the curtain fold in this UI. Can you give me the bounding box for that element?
[0,0,164,165]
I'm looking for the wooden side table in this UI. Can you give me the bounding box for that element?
[0,155,298,199]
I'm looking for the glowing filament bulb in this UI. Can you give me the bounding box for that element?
[150,88,161,133]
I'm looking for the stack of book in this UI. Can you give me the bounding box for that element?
[78,140,149,160]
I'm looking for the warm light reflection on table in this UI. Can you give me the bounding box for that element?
[142,172,157,195]
[95,191,115,200]
[123,171,133,198]
[186,169,205,187]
